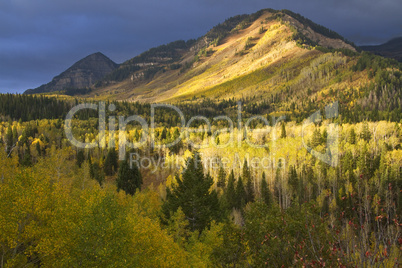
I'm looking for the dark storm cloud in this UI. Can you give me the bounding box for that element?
[1,0,401,93]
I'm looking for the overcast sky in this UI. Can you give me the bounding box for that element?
[1,0,401,93]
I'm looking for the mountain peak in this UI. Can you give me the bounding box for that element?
[25,52,118,94]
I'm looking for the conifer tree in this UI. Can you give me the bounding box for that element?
[162,152,219,232]
[348,128,356,144]
[104,148,118,176]
[12,126,18,145]
[235,176,246,209]
[116,159,142,195]
[161,127,167,140]
[217,166,226,188]
[21,145,32,167]
[260,172,272,207]
[311,128,322,148]
[76,150,85,168]
[288,165,298,203]
[360,122,371,141]
[89,157,95,179]
[243,159,254,203]
[5,126,13,154]
[225,170,236,209]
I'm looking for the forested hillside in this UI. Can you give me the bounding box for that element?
[0,114,401,266]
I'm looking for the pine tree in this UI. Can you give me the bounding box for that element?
[116,160,142,195]
[217,166,226,188]
[360,122,371,141]
[76,150,85,168]
[89,157,95,179]
[348,128,356,144]
[161,127,167,140]
[91,161,105,186]
[235,176,246,209]
[5,126,13,154]
[225,170,236,209]
[288,165,298,203]
[104,148,118,176]
[260,172,272,207]
[243,159,254,203]
[311,128,322,148]
[162,152,219,232]
[21,145,32,167]
[357,144,369,178]
[12,126,18,145]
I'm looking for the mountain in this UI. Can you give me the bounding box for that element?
[87,9,358,103]
[361,37,402,62]
[25,52,118,94]
[23,8,401,122]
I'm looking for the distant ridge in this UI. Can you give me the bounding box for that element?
[25,52,118,94]
[361,37,402,62]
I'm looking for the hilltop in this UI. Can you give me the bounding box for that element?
[25,52,118,94]
[361,37,402,62]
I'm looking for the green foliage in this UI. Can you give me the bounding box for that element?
[281,9,355,46]
[291,30,317,48]
[260,172,272,207]
[224,170,237,210]
[5,125,13,154]
[205,14,249,46]
[129,40,195,65]
[0,94,77,122]
[360,122,372,141]
[352,52,402,73]
[104,148,118,176]
[217,166,226,188]
[116,159,142,195]
[243,159,254,204]
[163,152,220,232]
[0,118,401,266]
[76,150,85,168]
[89,159,105,186]
[235,176,246,209]
[348,127,356,144]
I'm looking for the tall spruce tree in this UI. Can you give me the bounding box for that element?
[76,150,85,168]
[243,159,254,204]
[162,152,219,232]
[225,170,236,210]
[260,172,272,207]
[235,176,246,209]
[104,148,118,176]
[288,165,298,204]
[116,160,142,195]
[217,166,226,188]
